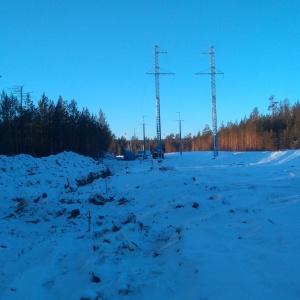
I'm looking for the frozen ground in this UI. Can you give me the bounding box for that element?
[0,150,300,300]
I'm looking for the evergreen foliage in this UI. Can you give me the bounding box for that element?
[110,98,300,155]
[2,89,297,157]
[0,91,112,158]
[194,99,300,152]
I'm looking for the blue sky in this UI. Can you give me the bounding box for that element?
[1,0,299,139]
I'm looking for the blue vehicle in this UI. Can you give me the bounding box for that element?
[123,151,136,161]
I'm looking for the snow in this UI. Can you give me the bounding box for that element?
[1,150,300,300]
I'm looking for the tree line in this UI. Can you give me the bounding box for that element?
[1,90,298,158]
[0,91,113,158]
[110,98,300,155]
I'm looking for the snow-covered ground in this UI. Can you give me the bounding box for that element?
[1,150,300,300]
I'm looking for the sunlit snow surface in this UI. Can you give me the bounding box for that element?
[1,151,300,300]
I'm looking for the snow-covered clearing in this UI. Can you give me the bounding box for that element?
[1,150,300,300]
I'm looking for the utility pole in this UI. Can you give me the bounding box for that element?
[9,85,25,153]
[133,128,137,153]
[196,46,223,158]
[142,116,147,158]
[176,112,183,155]
[21,86,23,152]
[146,45,174,159]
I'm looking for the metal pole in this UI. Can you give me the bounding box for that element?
[146,45,174,159]
[20,86,24,153]
[143,116,146,158]
[177,112,182,155]
[133,128,137,154]
[195,46,223,158]
[210,46,218,157]
[154,46,162,158]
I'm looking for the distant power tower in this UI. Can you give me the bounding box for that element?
[9,85,26,152]
[9,85,36,155]
[141,115,148,158]
[147,45,174,159]
[176,112,183,155]
[196,46,223,158]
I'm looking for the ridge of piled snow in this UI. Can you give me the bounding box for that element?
[0,151,300,299]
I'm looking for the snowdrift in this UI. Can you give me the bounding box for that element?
[1,150,300,299]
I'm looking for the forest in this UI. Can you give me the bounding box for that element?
[1,91,299,158]
[110,98,300,155]
[0,91,112,158]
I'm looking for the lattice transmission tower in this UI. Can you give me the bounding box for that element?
[196,46,223,158]
[147,45,174,158]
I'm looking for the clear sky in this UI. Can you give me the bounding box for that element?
[1,0,299,139]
